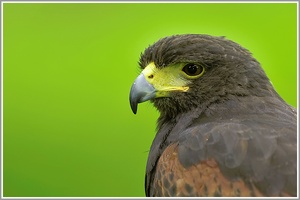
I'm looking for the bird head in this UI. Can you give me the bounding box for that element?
[129,34,273,118]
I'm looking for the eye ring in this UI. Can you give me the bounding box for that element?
[182,63,204,77]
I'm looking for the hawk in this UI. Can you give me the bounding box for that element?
[129,34,297,197]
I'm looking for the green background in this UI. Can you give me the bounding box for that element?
[3,3,297,197]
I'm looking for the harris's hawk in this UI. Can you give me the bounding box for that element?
[129,34,297,197]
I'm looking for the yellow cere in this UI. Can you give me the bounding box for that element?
[142,62,191,97]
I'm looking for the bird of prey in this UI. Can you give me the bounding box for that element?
[129,34,297,197]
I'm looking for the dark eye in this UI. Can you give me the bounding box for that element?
[182,64,204,76]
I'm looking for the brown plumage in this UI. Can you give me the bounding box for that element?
[153,143,291,197]
[129,34,297,197]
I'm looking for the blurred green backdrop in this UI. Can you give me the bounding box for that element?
[3,2,297,197]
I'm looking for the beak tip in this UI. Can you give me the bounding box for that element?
[129,86,138,114]
[130,102,138,114]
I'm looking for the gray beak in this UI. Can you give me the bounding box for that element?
[129,74,156,114]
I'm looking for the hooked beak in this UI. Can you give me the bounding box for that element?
[129,74,156,114]
[129,62,190,114]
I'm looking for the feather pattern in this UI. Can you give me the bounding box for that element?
[136,34,297,197]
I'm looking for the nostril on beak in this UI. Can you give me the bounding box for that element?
[148,74,154,79]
